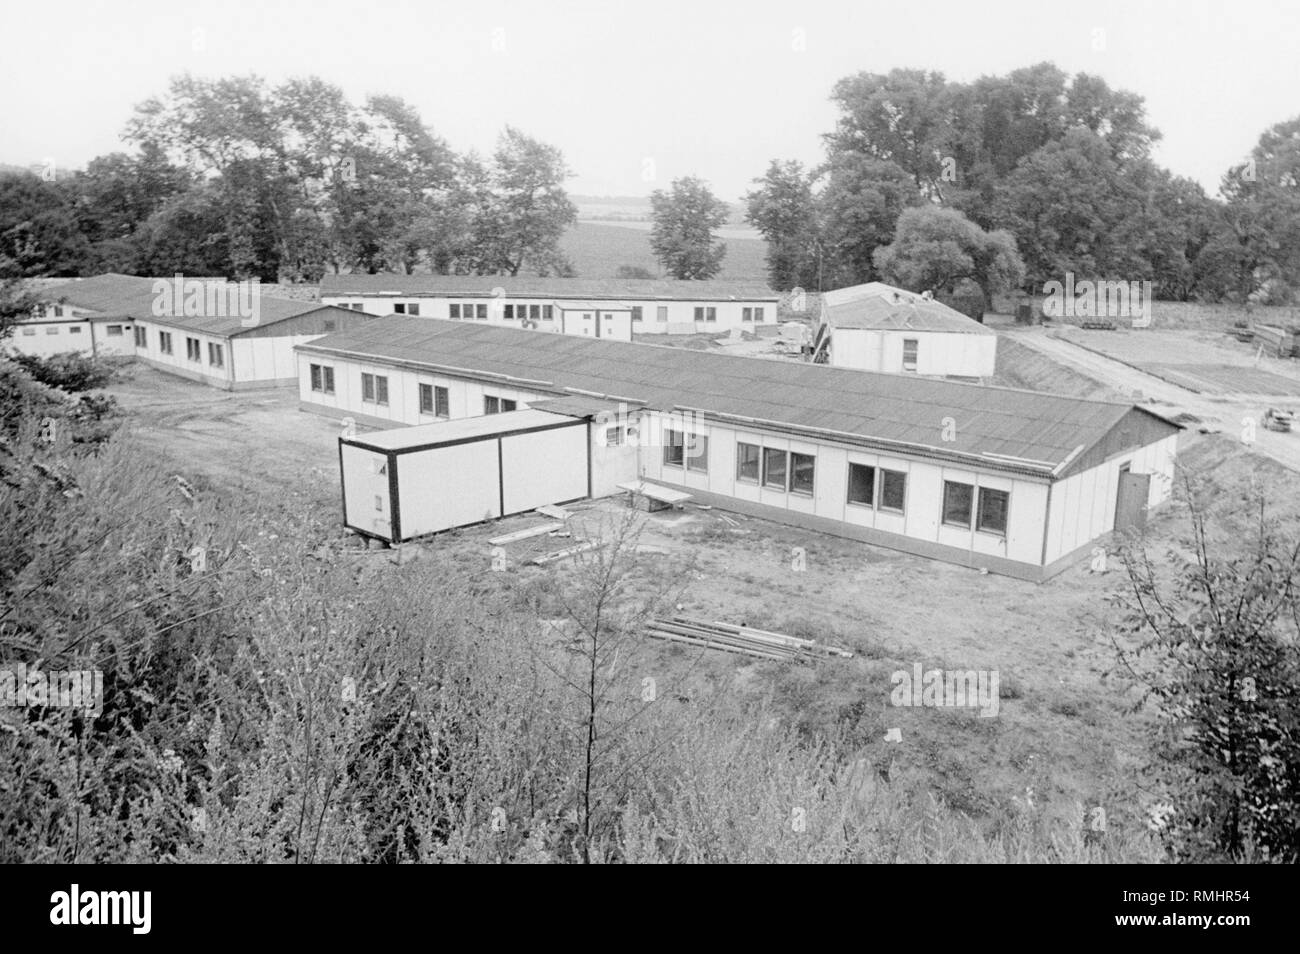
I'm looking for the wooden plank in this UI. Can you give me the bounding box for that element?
[617,481,694,504]
[526,541,598,566]
[488,522,565,546]
[535,505,570,520]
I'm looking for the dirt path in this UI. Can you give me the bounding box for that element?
[1009,329,1300,473]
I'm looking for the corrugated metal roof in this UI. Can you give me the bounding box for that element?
[37,273,344,337]
[319,273,778,301]
[299,317,1177,475]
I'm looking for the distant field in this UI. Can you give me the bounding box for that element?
[561,221,769,280]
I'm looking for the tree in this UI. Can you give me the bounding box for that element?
[649,177,730,280]
[745,160,820,290]
[994,126,1142,290]
[0,173,90,277]
[827,69,955,201]
[466,128,577,277]
[1113,479,1300,862]
[615,265,655,279]
[873,206,1024,306]
[816,155,919,288]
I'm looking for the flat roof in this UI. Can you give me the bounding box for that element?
[36,274,351,337]
[346,408,580,452]
[301,317,1179,477]
[319,273,778,302]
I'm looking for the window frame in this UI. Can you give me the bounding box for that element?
[878,468,907,513]
[942,480,975,529]
[735,442,761,483]
[846,462,876,508]
[762,447,788,491]
[976,486,1010,537]
[208,342,224,368]
[663,429,685,467]
[902,337,919,372]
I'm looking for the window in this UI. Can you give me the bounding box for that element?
[879,469,907,512]
[484,395,500,415]
[407,303,420,317]
[361,373,374,402]
[977,487,1010,535]
[847,463,875,507]
[762,448,787,490]
[310,364,335,394]
[501,398,516,412]
[542,305,553,321]
[133,326,146,346]
[475,304,487,320]
[159,331,173,354]
[942,481,974,528]
[54,305,65,317]
[419,384,433,413]
[504,305,515,319]
[686,434,709,473]
[742,307,753,322]
[790,453,815,496]
[394,303,406,314]
[529,305,541,320]
[435,385,449,418]
[736,442,760,483]
[22,327,35,336]
[323,320,336,332]
[664,429,685,467]
[374,376,388,405]
[107,324,123,336]
[605,425,623,446]
[186,337,200,362]
[208,343,224,368]
[631,306,643,322]
[657,306,668,322]
[46,326,59,335]
[582,313,593,323]
[693,306,717,322]
[69,326,81,334]
[754,307,765,322]
[902,338,919,372]
[450,304,461,319]
[374,495,383,512]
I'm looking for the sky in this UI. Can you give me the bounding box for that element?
[2,0,1298,201]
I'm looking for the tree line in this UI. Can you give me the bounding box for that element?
[0,76,579,283]
[743,63,1300,305]
[3,64,1298,304]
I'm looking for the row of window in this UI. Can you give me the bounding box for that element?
[319,366,513,420]
[21,325,83,336]
[661,437,1010,535]
[119,325,222,367]
[503,304,553,321]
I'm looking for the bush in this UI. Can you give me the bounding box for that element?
[10,351,116,392]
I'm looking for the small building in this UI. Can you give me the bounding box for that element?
[298,316,1180,580]
[340,408,592,542]
[318,274,780,338]
[22,274,371,389]
[815,283,997,380]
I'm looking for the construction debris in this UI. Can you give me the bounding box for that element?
[526,541,598,566]
[488,522,565,546]
[644,615,854,661]
[535,504,570,520]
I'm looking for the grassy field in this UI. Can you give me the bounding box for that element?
[561,221,769,280]
[101,362,1297,853]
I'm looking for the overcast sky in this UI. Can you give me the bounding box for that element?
[3,0,1297,201]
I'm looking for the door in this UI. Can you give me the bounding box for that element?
[1114,464,1150,532]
